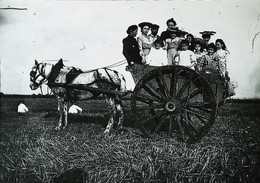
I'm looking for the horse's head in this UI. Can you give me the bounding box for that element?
[29,60,47,90]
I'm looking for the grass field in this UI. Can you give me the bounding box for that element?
[0,96,259,183]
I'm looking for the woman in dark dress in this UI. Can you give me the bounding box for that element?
[122,25,143,65]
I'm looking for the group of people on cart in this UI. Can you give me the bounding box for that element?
[122,18,236,97]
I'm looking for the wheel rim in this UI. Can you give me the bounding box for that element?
[131,65,217,142]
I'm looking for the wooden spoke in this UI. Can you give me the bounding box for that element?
[170,69,179,97]
[144,81,166,100]
[136,104,164,111]
[136,93,160,104]
[180,88,203,103]
[168,114,173,136]
[176,115,185,141]
[154,115,167,133]
[182,113,199,134]
[139,111,167,125]
[186,101,212,108]
[143,85,163,101]
[184,108,209,124]
[187,105,213,113]
[140,126,152,137]
[157,70,170,98]
[176,77,192,99]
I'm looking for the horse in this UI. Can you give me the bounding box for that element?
[29,59,127,135]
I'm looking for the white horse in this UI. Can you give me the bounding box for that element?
[29,59,127,134]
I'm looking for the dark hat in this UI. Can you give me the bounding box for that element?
[193,38,207,49]
[151,24,160,29]
[166,18,177,26]
[186,33,194,39]
[199,31,216,36]
[138,22,152,28]
[193,38,205,45]
[207,43,217,51]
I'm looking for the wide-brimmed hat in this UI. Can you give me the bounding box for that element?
[138,22,153,28]
[193,38,206,47]
[199,31,216,36]
[151,24,160,29]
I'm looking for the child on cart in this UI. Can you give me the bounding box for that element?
[174,40,196,69]
[193,39,206,72]
[200,43,223,77]
[163,29,182,65]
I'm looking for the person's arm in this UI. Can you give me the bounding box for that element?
[163,39,168,50]
[76,106,82,113]
[25,105,29,112]
[137,37,144,57]
[190,52,196,67]
[174,51,180,65]
[123,40,133,65]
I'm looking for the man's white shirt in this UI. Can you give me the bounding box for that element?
[17,103,29,113]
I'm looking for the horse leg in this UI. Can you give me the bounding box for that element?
[104,97,116,135]
[115,99,124,129]
[63,100,69,129]
[55,96,63,131]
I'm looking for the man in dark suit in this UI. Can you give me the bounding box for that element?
[122,25,143,65]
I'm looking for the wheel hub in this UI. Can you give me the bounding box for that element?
[165,101,176,112]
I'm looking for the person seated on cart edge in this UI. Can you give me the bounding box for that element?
[193,39,206,72]
[174,40,196,69]
[160,18,178,43]
[137,22,154,64]
[148,38,167,66]
[200,43,223,77]
[149,23,160,43]
[215,39,229,77]
[200,31,216,47]
[185,33,195,51]
[122,25,143,65]
[163,28,182,65]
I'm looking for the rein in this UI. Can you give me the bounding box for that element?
[30,63,48,86]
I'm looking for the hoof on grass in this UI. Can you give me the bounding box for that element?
[103,131,115,139]
[54,126,62,131]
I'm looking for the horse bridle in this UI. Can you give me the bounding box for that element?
[30,63,47,87]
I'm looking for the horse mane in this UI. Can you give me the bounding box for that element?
[48,59,64,83]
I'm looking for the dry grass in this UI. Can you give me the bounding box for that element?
[0,98,259,183]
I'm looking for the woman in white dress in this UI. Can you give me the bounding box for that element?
[215,39,230,77]
[137,22,153,64]
[148,39,167,66]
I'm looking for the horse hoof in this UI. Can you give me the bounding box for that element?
[118,126,127,131]
[54,126,61,131]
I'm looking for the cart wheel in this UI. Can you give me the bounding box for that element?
[131,66,217,142]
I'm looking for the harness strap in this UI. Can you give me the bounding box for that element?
[48,60,64,83]
[104,68,114,84]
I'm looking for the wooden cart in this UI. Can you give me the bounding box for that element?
[127,64,227,142]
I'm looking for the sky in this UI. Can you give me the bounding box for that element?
[0,0,259,98]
